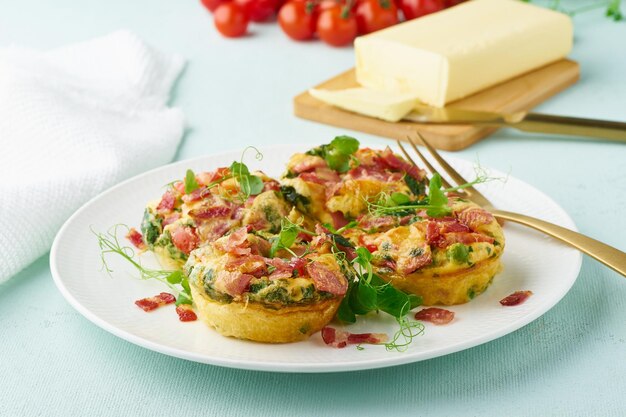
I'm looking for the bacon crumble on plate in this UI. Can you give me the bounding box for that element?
[414,307,455,325]
[321,327,388,348]
[500,291,533,306]
[135,292,176,312]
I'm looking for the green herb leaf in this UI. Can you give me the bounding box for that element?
[405,175,426,196]
[426,174,452,218]
[391,192,410,205]
[229,161,250,176]
[241,174,264,196]
[93,225,194,305]
[330,135,359,154]
[354,280,377,312]
[166,270,183,284]
[308,136,360,173]
[184,169,199,194]
[337,296,357,323]
[175,292,193,306]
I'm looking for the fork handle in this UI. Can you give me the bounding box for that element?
[491,209,626,277]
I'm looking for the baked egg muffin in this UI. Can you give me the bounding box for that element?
[346,198,504,305]
[185,227,352,343]
[281,140,428,228]
[141,167,288,269]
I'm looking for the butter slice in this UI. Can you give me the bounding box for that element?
[355,0,573,107]
[309,87,417,122]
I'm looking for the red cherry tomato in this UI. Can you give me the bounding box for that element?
[317,0,342,12]
[201,0,231,12]
[398,0,445,20]
[355,0,398,34]
[278,1,316,41]
[317,6,358,47]
[214,3,249,37]
[234,0,278,22]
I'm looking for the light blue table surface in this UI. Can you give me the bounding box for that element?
[1,1,625,416]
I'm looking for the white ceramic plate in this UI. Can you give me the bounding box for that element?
[51,144,581,373]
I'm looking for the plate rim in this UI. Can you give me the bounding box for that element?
[50,143,582,373]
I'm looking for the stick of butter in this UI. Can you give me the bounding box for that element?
[355,0,573,107]
[309,88,417,122]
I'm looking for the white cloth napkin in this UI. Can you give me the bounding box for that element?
[0,30,186,283]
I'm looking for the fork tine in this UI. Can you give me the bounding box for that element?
[410,133,494,208]
[397,138,453,190]
[409,133,472,194]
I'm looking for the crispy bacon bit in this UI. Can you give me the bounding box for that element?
[321,327,388,348]
[305,262,348,296]
[171,226,200,254]
[381,259,397,271]
[358,214,397,231]
[182,186,211,202]
[397,247,431,274]
[377,147,425,180]
[456,207,495,230]
[189,206,232,219]
[500,291,533,306]
[263,180,280,191]
[444,232,494,246]
[290,257,307,277]
[291,155,327,174]
[162,213,181,227]
[156,191,176,212]
[415,307,455,325]
[299,172,325,185]
[264,257,297,280]
[225,255,266,276]
[196,167,229,186]
[176,304,198,322]
[330,211,349,229]
[126,228,146,250]
[214,270,255,297]
[426,220,493,249]
[173,181,185,194]
[216,227,250,255]
[135,292,176,312]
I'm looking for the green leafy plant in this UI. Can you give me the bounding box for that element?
[306,135,360,172]
[93,225,192,306]
[269,218,316,258]
[367,171,493,218]
[337,247,425,351]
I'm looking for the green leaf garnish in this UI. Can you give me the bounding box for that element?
[269,217,316,258]
[230,147,265,202]
[241,174,264,196]
[93,224,193,305]
[330,135,359,154]
[184,169,199,194]
[307,135,360,173]
[425,174,452,218]
[366,170,495,219]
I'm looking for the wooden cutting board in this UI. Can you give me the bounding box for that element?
[293,59,579,151]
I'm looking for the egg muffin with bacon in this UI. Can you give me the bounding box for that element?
[346,196,504,305]
[280,136,428,229]
[141,166,291,269]
[185,227,352,343]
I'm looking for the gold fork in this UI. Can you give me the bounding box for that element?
[396,135,626,278]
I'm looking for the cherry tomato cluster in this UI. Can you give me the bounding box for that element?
[202,0,463,46]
